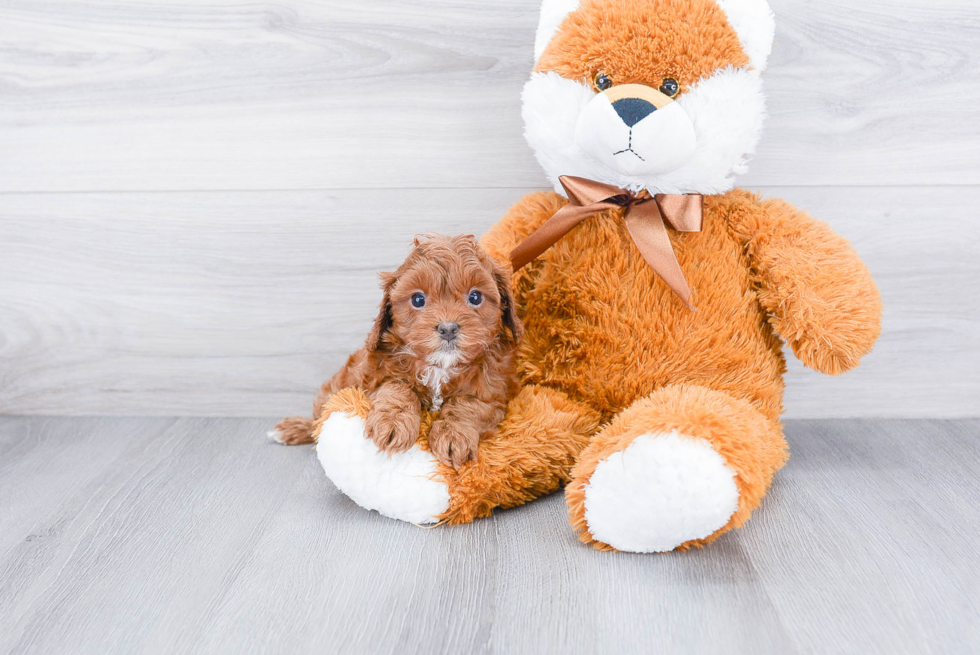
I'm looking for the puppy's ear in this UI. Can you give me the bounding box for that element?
[367,272,396,352]
[492,261,524,346]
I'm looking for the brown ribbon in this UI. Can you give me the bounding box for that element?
[509,175,703,310]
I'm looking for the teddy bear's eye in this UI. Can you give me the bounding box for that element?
[593,72,613,91]
[659,77,680,98]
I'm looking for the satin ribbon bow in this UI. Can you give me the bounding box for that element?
[509,175,703,310]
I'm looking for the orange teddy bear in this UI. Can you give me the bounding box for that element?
[311,0,881,552]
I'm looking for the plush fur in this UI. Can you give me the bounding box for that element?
[566,384,788,551]
[271,234,522,470]
[310,0,881,551]
[533,0,774,71]
[314,390,451,525]
[582,431,740,553]
[471,185,879,549]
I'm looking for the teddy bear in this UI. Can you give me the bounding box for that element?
[311,0,882,552]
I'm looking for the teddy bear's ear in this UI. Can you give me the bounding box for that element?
[715,0,776,72]
[533,0,580,63]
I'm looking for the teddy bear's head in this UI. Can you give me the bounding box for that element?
[523,0,774,195]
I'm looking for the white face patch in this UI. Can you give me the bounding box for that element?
[419,348,461,411]
[523,66,766,195]
[575,95,698,176]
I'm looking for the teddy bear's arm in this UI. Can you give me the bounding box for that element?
[731,195,882,375]
[480,190,566,300]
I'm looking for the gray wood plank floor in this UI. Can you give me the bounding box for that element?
[1,417,976,654]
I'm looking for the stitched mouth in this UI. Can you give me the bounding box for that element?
[612,128,645,161]
[613,147,645,161]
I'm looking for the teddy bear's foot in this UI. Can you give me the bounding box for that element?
[313,385,601,527]
[314,388,450,525]
[566,384,788,553]
[577,431,740,552]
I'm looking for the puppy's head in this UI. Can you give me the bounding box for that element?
[367,234,522,368]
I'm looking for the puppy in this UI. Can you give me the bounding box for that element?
[270,233,522,469]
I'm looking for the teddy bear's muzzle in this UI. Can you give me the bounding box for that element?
[575,83,697,177]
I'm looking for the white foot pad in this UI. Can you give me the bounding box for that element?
[316,413,450,525]
[584,431,739,552]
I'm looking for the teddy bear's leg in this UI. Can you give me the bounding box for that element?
[438,384,601,524]
[314,388,453,525]
[566,384,788,553]
[314,385,600,527]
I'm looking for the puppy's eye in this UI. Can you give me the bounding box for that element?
[467,290,484,306]
[593,72,613,92]
[659,77,679,98]
[410,292,426,308]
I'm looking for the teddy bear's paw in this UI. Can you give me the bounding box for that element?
[583,431,739,553]
[316,411,450,525]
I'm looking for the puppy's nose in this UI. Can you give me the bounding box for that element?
[436,322,460,341]
[612,97,656,127]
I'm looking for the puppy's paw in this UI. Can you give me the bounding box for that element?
[269,416,315,445]
[365,408,420,454]
[429,419,479,469]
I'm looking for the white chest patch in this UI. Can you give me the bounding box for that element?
[419,350,460,411]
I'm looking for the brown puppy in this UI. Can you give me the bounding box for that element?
[270,233,522,469]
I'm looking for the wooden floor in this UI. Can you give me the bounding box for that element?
[0,417,977,654]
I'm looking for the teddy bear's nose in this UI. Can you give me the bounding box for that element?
[612,97,656,127]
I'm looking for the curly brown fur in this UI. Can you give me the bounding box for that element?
[272,233,522,469]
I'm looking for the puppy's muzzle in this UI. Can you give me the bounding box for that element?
[575,83,697,176]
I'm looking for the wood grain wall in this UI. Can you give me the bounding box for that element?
[1,0,977,418]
